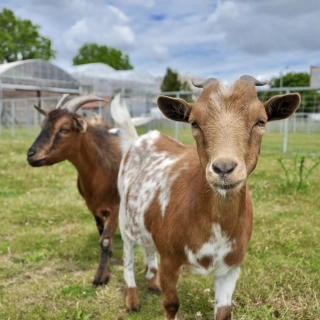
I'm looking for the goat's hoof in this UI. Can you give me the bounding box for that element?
[148,287,161,295]
[127,306,140,313]
[92,274,110,287]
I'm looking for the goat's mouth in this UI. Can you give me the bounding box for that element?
[27,156,47,167]
[212,180,244,190]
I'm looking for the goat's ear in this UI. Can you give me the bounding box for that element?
[264,93,300,122]
[34,105,49,116]
[157,96,192,122]
[73,116,87,133]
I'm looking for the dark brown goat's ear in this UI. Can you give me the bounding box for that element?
[73,116,87,133]
[34,105,49,116]
[157,96,192,123]
[264,93,301,122]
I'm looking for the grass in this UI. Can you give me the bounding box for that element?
[0,129,319,319]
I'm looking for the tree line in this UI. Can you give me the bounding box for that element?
[0,7,318,109]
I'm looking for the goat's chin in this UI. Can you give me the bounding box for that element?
[27,157,47,167]
[207,179,246,196]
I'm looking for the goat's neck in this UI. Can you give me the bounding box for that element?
[68,130,120,185]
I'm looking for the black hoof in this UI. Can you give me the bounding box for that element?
[128,306,140,314]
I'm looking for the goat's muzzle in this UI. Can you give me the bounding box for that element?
[27,148,46,167]
[206,157,247,192]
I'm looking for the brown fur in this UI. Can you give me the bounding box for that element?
[118,78,300,319]
[27,109,121,286]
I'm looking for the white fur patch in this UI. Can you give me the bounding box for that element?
[184,224,233,276]
[214,266,240,312]
[119,131,185,247]
[217,188,227,197]
[108,128,119,134]
[209,82,234,108]
[144,248,158,280]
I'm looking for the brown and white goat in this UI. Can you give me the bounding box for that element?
[110,76,301,320]
[27,94,121,286]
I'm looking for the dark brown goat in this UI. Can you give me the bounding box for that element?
[27,95,121,286]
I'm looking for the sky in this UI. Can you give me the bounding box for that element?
[1,0,320,84]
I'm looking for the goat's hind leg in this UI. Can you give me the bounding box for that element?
[93,211,117,286]
[123,234,140,312]
[144,247,161,294]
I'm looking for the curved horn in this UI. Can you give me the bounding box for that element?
[56,94,70,109]
[62,95,107,113]
[239,75,268,86]
[192,77,219,88]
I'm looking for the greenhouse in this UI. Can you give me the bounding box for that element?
[0,59,79,99]
[66,63,159,97]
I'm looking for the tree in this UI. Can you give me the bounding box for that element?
[161,68,181,92]
[267,72,319,112]
[180,80,193,102]
[0,8,56,63]
[269,72,309,88]
[73,43,133,70]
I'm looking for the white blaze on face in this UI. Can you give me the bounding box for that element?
[209,82,235,108]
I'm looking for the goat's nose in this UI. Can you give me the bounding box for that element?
[212,160,237,176]
[27,149,36,158]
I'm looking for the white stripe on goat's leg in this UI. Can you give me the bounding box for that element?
[214,266,240,320]
[144,247,160,293]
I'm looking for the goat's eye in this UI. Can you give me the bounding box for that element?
[254,119,266,128]
[190,121,199,129]
[60,128,69,134]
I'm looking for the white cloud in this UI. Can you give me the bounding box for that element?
[151,45,169,62]
[1,0,320,81]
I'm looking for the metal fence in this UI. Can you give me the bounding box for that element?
[1,88,320,155]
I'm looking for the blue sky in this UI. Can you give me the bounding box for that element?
[1,0,320,83]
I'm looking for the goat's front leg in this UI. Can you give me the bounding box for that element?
[214,266,240,320]
[159,257,181,320]
[93,212,118,286]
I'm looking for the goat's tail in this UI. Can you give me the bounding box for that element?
[110,94,140,154]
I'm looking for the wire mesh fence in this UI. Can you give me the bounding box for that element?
[1,89,320,155]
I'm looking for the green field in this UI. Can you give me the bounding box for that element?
[0,130,319,320]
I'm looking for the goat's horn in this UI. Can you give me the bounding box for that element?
[56,94,70,109]
[239,75,268,86]
[62,95,107,113]
[192,78,219,88]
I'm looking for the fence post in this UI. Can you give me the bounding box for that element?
[307,114,311,134]
[175,93,180,141]
[283,118,288,153]
[26,99,30,136]
[0,100,2,135]
[11,100,15,137]
[34,103,38,136]
[282,88,291,153]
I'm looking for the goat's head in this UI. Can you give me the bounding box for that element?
[27,95,105,167]
[157,75,300,196]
